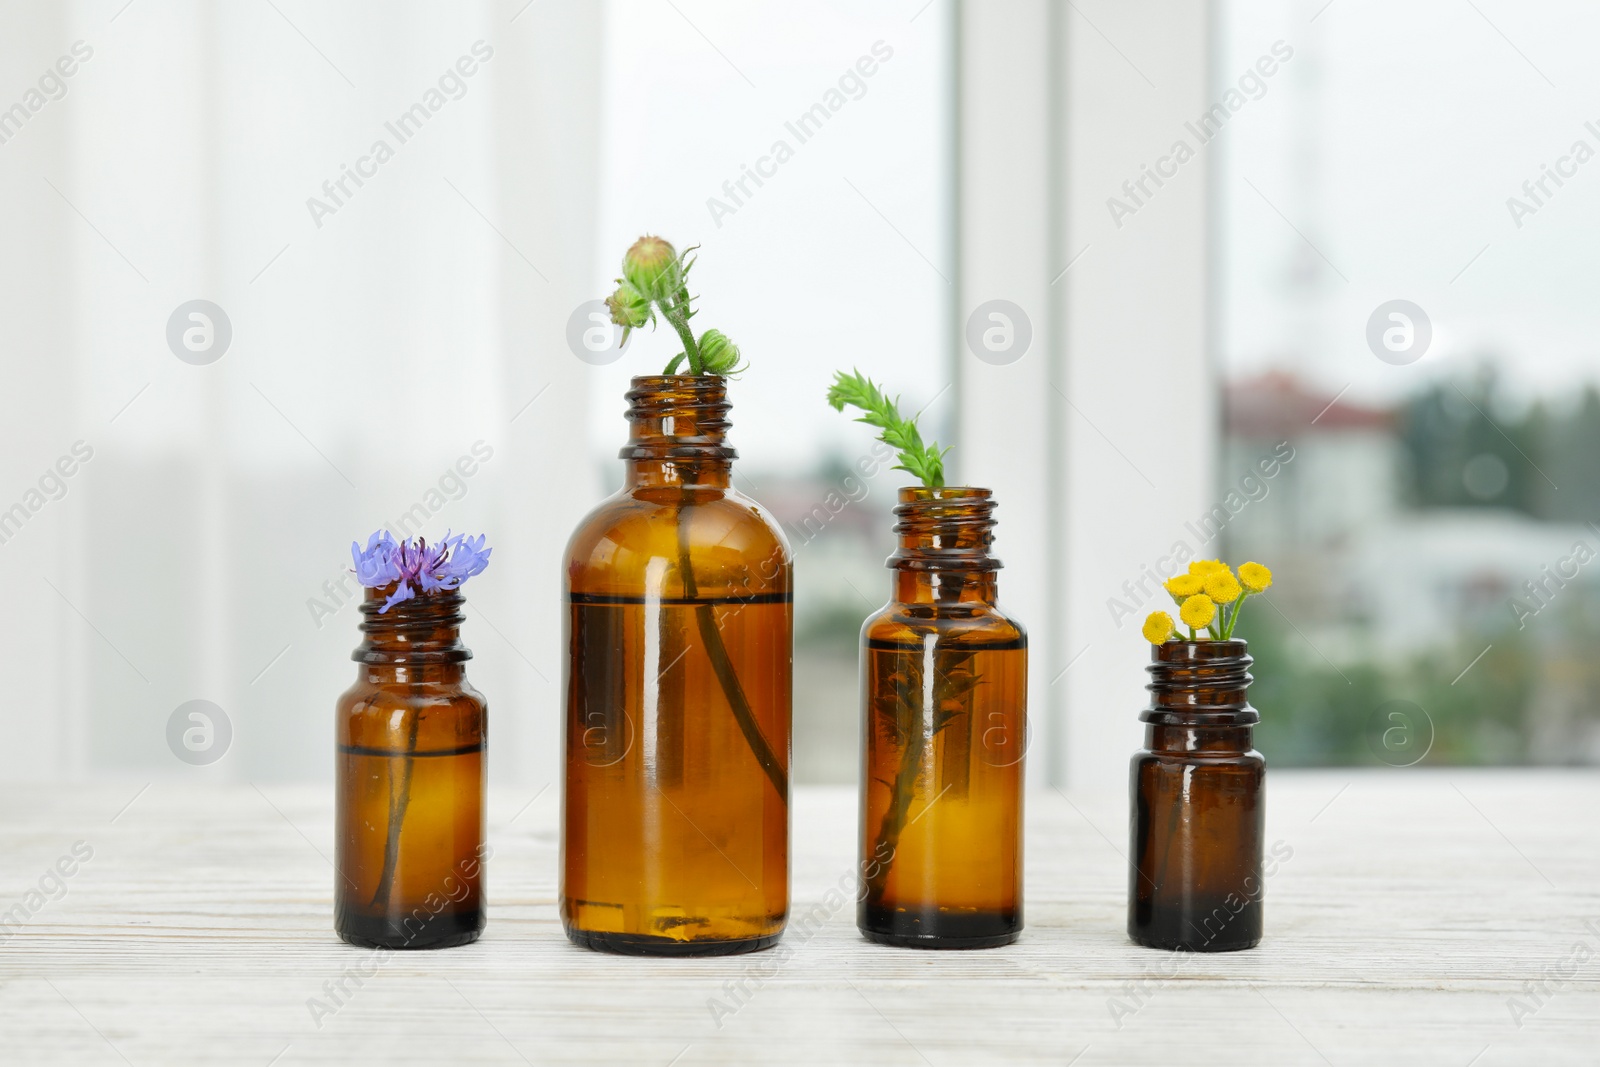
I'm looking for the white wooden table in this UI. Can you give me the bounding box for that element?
[1,771,1596,1065]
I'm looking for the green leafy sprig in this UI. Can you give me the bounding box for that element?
[862,645,978,908]
[605,235,744,376]
[826,370,949,488]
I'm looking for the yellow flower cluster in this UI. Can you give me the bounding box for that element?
[1142,559,1273,644]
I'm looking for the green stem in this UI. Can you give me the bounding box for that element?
[662,297,701,375]
[865,697,926,910]
[865,646,975,910]
[1224,594,1248,639]
[674,483,786,803]
[369,707,421,910]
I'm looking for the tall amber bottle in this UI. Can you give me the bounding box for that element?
[1129,639,1264,951]
[562,375,792,956]
[336,587,487,949]
[859,487,1026,948]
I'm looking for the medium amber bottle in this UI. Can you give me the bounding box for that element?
[562,375,792,956]
[1129,639,1264,951]
[859,487,1026,948]
[335,587,487,949]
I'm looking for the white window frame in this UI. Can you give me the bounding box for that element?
[954,0,1215,791]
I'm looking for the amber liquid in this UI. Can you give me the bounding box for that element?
[335,741,484,949]
[860,634,1026,947]
[1129,740,1263,951]
[563,595,791,955]
[1128,641,1264,953]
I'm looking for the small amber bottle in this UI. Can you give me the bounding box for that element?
[335,587,487,949]
[859,487,1026,948]
[1128,639,1264,952]
[562,375,792,956]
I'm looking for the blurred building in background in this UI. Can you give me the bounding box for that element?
[1215,0,1600,770]
[1222,372,1600,765]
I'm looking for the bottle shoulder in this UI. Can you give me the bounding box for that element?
[862,599,1026,648]
[1131,748,1264,769]
[338,676,486,709]
[566,486,792,596]
[337,678,486,750]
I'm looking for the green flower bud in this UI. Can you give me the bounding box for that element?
[698,329,741,374]
[605,282,652,335]
[621,235,680,302]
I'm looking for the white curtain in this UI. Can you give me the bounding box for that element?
[0,0,602,788]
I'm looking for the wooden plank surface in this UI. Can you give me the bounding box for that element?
[1,771,1597,1065]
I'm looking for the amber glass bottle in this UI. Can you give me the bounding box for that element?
[335,587,487,949]
[562,375,792,956]
[858,487,1026,948]
[1129,639,1264,952]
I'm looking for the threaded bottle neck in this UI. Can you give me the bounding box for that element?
[1142,639,1256,725]
[888,486,999,605]
[620,375,735,489]
[890,487,999,570]
[354,587,471,665]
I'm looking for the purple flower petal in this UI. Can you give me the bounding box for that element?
[380,581,416,613]
[350,528,491,601]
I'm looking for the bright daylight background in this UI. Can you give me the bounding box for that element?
[0,0,1593,797]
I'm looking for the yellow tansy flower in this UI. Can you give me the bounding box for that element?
[1179,594,1215,629]
[1135,558,1275,644]
[1142,611,1174,644]
[1204,569,1242,604]
[1239,561,1273,593]
[1164,573,1203,598]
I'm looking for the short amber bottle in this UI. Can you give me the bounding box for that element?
[562,375,792,956]
[335,587,487,949]
[1128,639,1264,952]
[859,487,1026,948]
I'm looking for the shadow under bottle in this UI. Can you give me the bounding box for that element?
[1128,639,1264,952]
[859,487,1026,949]
[335,588,487,950]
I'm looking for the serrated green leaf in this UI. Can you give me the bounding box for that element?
[826,370,947,488]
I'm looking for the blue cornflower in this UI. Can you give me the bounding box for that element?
[350,530,492,612]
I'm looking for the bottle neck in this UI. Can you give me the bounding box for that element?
[1146,723,1254,756]
[888,487,1000,606]
[620,375,735,490]
[353,587,471,682]
[1141,640,1256,752]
